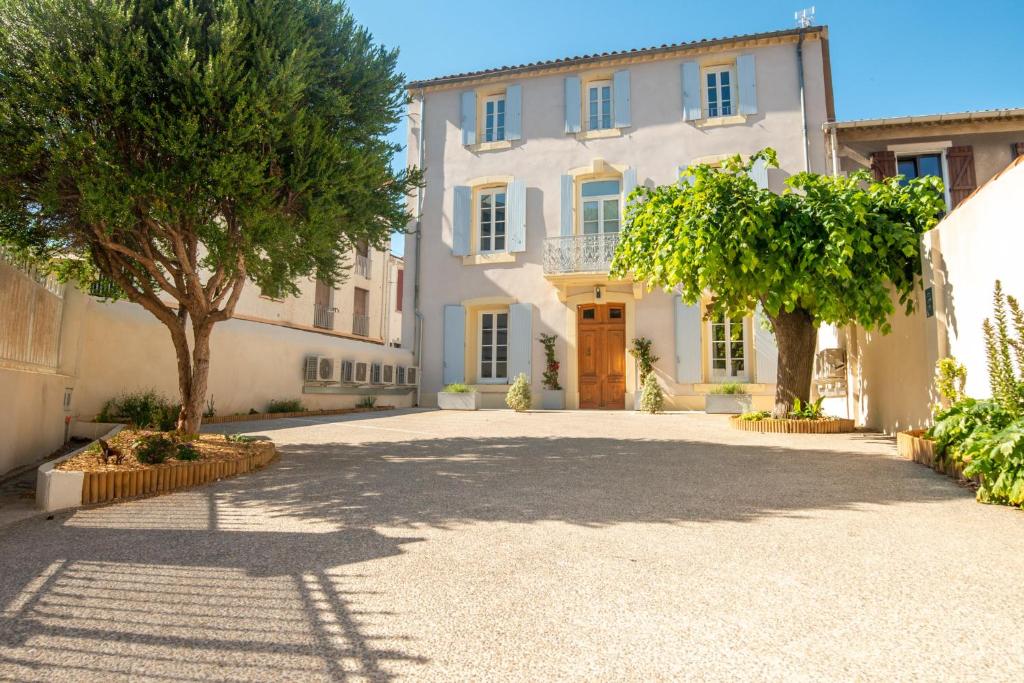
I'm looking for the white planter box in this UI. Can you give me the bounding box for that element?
[704,394,752,414]
[437,391,480,410]
[37,424,123,512]
[541,389,565,410]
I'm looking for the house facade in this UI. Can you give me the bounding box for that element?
[403,27,835,409]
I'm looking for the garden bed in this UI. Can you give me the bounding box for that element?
[896,430,980,486]
[729,416,856,434]
[198,404,396,424]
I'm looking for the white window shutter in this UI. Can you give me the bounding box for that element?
[622,167,638,204]
[508,303,533,383]
[560,174,574,236]
[506,84,522,141]
[754,304,778,384]
[452,186,472,256]
[564,76,581,134]
[736,53,758,115]
[748,157,768,189]
[443,305,466,385]
[681,61,701,121]
[613,69,631,128]
[460,91,477,146]
[674,296,702,383]
[507,179,526,253]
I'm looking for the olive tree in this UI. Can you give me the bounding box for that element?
[0,0,418,432]
[611,149,944,415]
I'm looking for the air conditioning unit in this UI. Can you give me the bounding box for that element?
[340,359,354,384]
[405,367,419,386]
[370,362,383,385]
[304,356,341,383]
[354,361,369,384]
[395,366,406,385]
[382,363,395,385]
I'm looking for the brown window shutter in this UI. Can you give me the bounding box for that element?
[946,145,977,208]
[1014,142,1024,158]
[870,151,896,180]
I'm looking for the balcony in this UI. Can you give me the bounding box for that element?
[354,253,372,278]
[313,303,336,330]
[542,233,620,275]
[352,314,370,337]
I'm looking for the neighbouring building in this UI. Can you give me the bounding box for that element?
[402,26,834,408]
[0,242,416,476]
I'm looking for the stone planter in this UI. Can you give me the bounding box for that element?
[705,393,752,414]
[541,389,565,410]
[437,391,480,410]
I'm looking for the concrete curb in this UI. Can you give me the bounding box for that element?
[36,424,123,512]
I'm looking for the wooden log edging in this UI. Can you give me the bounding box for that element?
[896,430,980,485]
[729,416,856,434]
[80,444,278,506]
[203,405,396,425]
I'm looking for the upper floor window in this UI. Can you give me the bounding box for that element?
[705,67,734,118]
[587,80,613,130]
[478,187,506,252]
[897,154,943,184]
[710,313,747,381]
[483,94,506,142]
[580,179,620,234]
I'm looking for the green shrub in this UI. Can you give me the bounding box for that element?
[960,417,1024,506]
[98,390,178,429]
[203,396,217,418]
[639,372,664,414]
[266,399,303,414]
[629,337,659,385]
[132,434,176,464]
[983,281,1024,414]
[740,410,771,421]
[357,395,377,408]
[505,373,531,412]
[934,357,967,410]
[175,443,200,461]
[710,383,745,395]
[789,397,824,420]
[442,383,472,393]
[927,399,1014,463]
[225,433,257,444]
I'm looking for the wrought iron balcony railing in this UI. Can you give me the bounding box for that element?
[313,303,336,330]
[354,253,372,278]
[352,314,370,337]
[542,233,620,275]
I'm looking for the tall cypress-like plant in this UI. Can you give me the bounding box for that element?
[983,281,1024,413]
[0,0,419,432]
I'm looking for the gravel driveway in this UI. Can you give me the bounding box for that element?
[1,409,1022,681]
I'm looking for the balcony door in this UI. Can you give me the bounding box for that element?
[577,303,626,409]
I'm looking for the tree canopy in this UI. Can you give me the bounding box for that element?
[611,149,945,412]
[0,0,419,430]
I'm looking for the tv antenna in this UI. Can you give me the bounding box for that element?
[795,6,815,28]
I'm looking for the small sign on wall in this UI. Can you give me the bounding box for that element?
[925,287,934,318]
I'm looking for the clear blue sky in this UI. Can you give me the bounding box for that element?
[349,0,1024,256]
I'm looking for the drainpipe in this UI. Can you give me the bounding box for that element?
[412,90,426,406]
[796,29,810,172]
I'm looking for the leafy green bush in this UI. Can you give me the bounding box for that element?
[357,395,377,408]
[740,410,771,421]
[934,357,967,410]
[225,433,257,444]
[960,418,1024,506]
[98,390,178,430]
[639,373,664,414]
[710,383,745,395]
[926,399,1014,463]
[505,373,531,412]
[789,397,824,420]
[442,383,472,393]
[132,434,176,464]
[175,443,200,461]
[266,399,303,414]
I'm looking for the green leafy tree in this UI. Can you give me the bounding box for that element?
[612,149,944,415]
[0,0,419,432]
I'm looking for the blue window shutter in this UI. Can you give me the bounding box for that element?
[508,303,533,383]
[754,304,778,384]
[748,157,768,189]
[460,91,477,146]
[443,305,466,385]
[452,186,472,256]
[622,167,637,204]
[736,53,758,115]
[505,84,522,141]
[559,174,574,236]
[564,76,581,134]
[681,61,701,121]
[674,296,702,383]
[507,179,526,253]
[613,70,631,128]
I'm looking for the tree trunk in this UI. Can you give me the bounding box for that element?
[176,319,214,434]
[768,308,817,417]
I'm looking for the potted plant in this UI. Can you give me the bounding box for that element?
[505,373,532,412]
[437,383,479,410]
[629,337,659,410]
[538,333,564,409]
[705,382,752,414]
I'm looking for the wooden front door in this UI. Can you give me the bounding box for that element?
[577,303,626,409]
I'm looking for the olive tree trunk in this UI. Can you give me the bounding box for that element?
[767,308,817,417]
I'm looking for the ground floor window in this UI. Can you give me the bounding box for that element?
[710,313,747,381]
[479,310,508,382]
